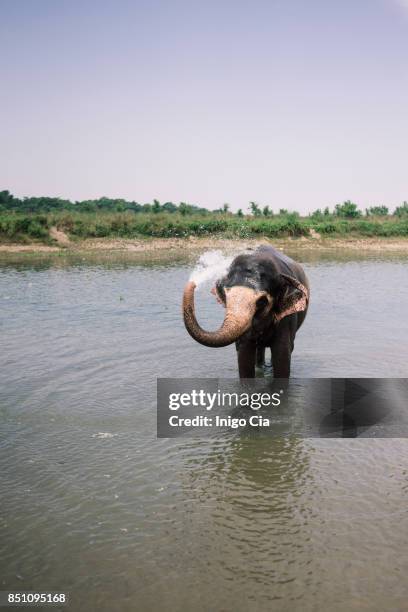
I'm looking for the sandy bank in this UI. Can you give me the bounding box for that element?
[1,235,408,254]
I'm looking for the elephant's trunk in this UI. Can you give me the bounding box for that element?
[182,281,261,348]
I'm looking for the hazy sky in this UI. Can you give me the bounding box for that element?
[1,0,408,212]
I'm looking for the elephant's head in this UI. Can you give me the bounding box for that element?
[183,251,309,348]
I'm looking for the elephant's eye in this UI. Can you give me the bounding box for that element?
[256,296,269,310]
[216,284,226,302]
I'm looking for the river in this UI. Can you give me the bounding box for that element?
[0,248,407,611]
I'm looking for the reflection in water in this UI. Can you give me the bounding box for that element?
[136,434,320,609]
[1,243,408,272]
[0,253,407,611]
[184,435,312,587]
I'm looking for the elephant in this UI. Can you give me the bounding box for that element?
[183,245,310,378]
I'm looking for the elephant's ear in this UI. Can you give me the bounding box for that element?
[274,274,309,322]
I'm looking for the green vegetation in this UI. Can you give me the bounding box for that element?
[366,205,389,216]
[0,212,50,242]
[0,190,407,243]
[394,201,408,217]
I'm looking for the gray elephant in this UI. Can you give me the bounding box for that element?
[183,245,309,378]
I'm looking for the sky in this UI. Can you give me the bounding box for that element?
[1,0,408,213]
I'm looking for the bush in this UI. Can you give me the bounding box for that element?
[335,201,362,218]
[366,205,389,216]
[314,222,337,234]
[394,202,408,217]
[0,213,49,241]
[310,209,324,221]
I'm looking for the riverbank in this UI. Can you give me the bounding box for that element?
[1,208,408,247]
[1,235,408,254]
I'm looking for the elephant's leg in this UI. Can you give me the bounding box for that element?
[237,341,257,378]
[256,345,265,367]
[271,318,296,378]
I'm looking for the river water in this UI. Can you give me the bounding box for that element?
[0,248,407,611]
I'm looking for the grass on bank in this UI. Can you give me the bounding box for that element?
[1,210,408,244]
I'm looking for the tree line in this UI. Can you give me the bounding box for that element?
[1,190,408,218]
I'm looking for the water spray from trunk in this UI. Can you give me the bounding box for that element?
[188,250,234,288]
